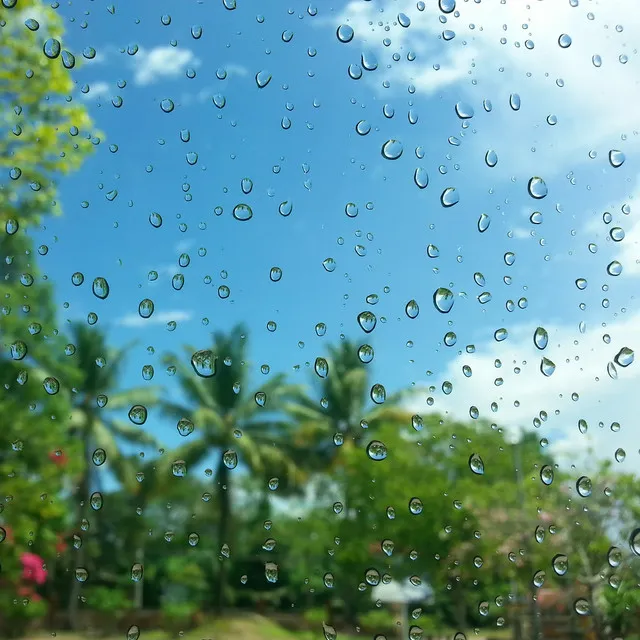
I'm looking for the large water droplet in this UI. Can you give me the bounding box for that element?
[233,203,253,221]
[92,277,110,299]
[576,475,592,497]
[138,298,154,319]
[574,599,590,616]
[540,357,555,377]
[433,288,454,313]
[440,187,459,207]
[191,350,216,377]
[336,24,354,43]
[540,465,554,486]
[314,357,329,378]
[370,383,386,404]
[414,167,429,189]
[381,139,403,160]
[128,404,148,425]
[454,101,474,119]
[223,449,238,469]
[43,38,61,59]
[614,347,634,367]
[439,0,455,13]
[485,150,498,167]
[358,344,374,364]
[528,177,548,199]
[468,453,484,475]
[265,562,279,583]
[357,311,377,333]
[405,300,419,319]
[366,440,388,461]
[177,418,194,437]
[558,33,572,48]
[255,70,272,88]
[609,150,625,168]
[533,327,548,350]
[552,554,568,576]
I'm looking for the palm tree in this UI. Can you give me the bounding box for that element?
[64,322,158,630]
[160,323,303,614]
[286,340,411,489]
[285,340,411,623]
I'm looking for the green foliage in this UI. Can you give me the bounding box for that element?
[161,601,200,633]
[0,592,48,639]
[85,586,132,617]
[358,608,397,631]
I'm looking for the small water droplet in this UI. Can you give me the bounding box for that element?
[485,150,498,167]
[357,311,377,333]
[414,167,429,189]
[92,277,110,299]
[405,299,419,319]
[468,453,484,475]
[609,150,625,168]
[256,70,272,88]
[160,98,174,113]
[314,357,329,378]
[558,33,572,48]
[533,327,549,350]
[540,357,556,377]
[552,554,568,576]
[43,38,61,59]
[540,465,554,486]
[614,347,634,367]
[576,475,592,497]
[92,448,106,466]
[138,298,154,319]
[370,383,386,404]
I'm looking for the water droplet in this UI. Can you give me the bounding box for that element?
[552,554,568,576]
[90,492,103,511]
[323,572,334,588]
[233,203,253,221]
[558,33,572,48]
[409,497,423,515]
[191,24,203,39]
[366,440,388,461]
[24,18,39,30]
[337,24,354,43]
[609,150,625,168]
[630,529,640,556]
[535,526,545,544]
[256,70,272,88]
[358,344,374,364]
[160,98,174,113]
[370,383,386,404]
[414,167,429,189]
[592,54,602,67]
[478,213,491,232]
[540,465,554,486]
[127,625,141,640]
[10,341,27,360]
[533,327,548,350]
[75,567,89,582]
[172,460,187,477]
[574,599,590,616]
[405,300,419,319]
[191,350,216,377]
[131,563,143,582]
[43,38,61,59]
[398,12,411,27]
[322,258,337,272]
[43,377,60,395]
[265,562,279,583]
[92,448,106,466]
[607,260,623,276]
[381,539,395,556]
[485,150,498,167]
[608,546,623,567]
[433,288,454,314]
[439,0,455,13]
[138,298,154,319]
[269,267,283,282]
[92,277,110,299]
[509,93,521,111]
[494,328,508,342]
[314,357,329,378]
[381,139,403,160]
[540,357,556,377]
[532,570,546,588]
[61,50,75,69]
[255,391,267,407]
[468,453,484,475]
[528,177,548,199]
[177,418,194,437]
[440,187,459,207]
[356,120,371,136]
[614,447,626,463]
[223,450,238,469]
[576,475,592,497]
[128,405,148,425]
[454,101,474,119]
[357,311,377,333]
[614,347,634,367]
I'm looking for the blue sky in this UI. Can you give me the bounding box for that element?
[21,0,640,478]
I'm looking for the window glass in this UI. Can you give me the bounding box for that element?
[1,1,638,640]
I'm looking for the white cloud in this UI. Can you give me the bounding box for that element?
[326,0,640,175]
[132,46,200,86]
[78,81,110,99]
[117,310,193,328]
[407,313,640,473]
[224,63,249,78]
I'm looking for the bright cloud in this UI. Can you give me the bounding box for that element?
[407,311,639,472]
[78,81,110,99]
[326,0,639,175]
[132,46,200,86]
[117,310,193,328]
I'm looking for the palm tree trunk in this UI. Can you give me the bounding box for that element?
[134,546,145,609]
[68,415,91,631]
[214,462,231,615]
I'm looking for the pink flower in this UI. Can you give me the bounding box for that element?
[20,553,47,585]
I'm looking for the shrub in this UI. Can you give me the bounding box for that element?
[162,601,200,633]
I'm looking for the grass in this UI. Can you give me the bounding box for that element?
[27,613,324,640]
[25,613,516,640]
